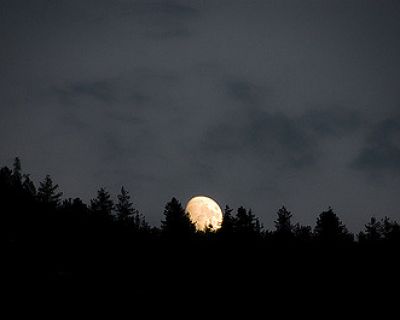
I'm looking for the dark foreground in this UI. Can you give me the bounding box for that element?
[2,160,399,308]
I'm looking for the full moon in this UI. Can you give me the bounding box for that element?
[185,196,223,231]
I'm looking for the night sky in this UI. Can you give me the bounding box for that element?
[1,0,400,230]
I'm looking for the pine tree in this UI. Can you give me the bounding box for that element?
[116,186,147,230]
[90,187,114,217]
[116,186,136,219]
[254,217,263,236]
[12,157,22,187]
[62,197,87,211]
[293,223,313,243]
[161,197,195,237]
[235,206,258,236]
[61,197,88,221]
[314,207,353,244]
[22,174,36,196]
[363,217,383,242]
[219,205,235,235]
[37,174,62,207]
[0,166,12,188]
[381,217,400,242]
[274,206,293,238]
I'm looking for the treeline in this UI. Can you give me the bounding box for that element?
[2,157,400,298]
[2,157,399,246]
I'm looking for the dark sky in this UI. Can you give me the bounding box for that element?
[1,0,400,230]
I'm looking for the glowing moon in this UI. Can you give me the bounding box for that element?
[185,196,223,231]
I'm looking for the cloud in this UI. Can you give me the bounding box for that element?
[204,78,363,170]
[352,116,400,174]
[202,103,317,169]
[2,0,400,229]
[299,107,362,137]
[225,80,262,105]
[56,80,117,104]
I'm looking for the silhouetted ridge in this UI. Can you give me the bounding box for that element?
[1,157,400,298]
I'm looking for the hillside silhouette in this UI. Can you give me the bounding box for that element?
[2,157,400,303]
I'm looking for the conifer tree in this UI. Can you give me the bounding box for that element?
[161,197,195,237]
[90,187,114,217]
[235,206,259,236]
[219,205,235,235]
[314,207,353,244]
[116,186,136,219]
[12,157,22,187]
[363,217,383,242]
[22,174,36,197]
[274,206,294,239]
[37,174,62,207]
[116,186,147,230]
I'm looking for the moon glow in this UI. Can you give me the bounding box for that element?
[185,196,223,231]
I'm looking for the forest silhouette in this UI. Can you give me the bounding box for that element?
[2,157,400,301]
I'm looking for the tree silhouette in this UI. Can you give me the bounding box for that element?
[22,174,36,197]
[381,217,400,243]
[314,207,353,245]
[235,206,261,238]
[359,217,382,243]
[37,174,62,207]
[12,157,22,187]
[60,197,89,230]
[254,216,263,235]
[62,197,88,214]
[116,186,148,231]
[116,186,137,220]
[293,223,313,244]
[2,156,400,298]
[219,205,235,236]
[0,166,12,192]
[161,197,195,238]
[90,188,114,218]
[274,206,294,243]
